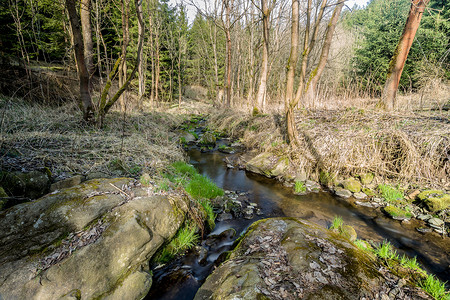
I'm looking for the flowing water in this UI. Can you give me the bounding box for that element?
[147,148,450,299]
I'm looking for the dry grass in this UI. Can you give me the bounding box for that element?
[0,96,185,178]
[208,106,449,188]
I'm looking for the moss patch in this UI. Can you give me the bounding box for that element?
[383,205,412,220]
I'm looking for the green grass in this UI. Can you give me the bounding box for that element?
[156,178,171,192]
[378,184,403,202]
[185,174,224,199]
[329,216,344,231]
[399,255,423,272]
[420,275,449,300]
[155,223,199,263]
[200,199,216,230]
[294,181,307,193]
[354,239,371,251]
[374,241,398,260]
[171,161,197,177]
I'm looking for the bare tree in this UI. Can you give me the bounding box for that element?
[381,0,430,111]
[80,0,95,76]
[66,0,94,122]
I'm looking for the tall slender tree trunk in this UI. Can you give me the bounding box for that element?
[284,0,299,144]
[381,0,430,111]
[224,0,233,106]
[255,0,270,113]
[306,0,344,101]
[66,0,94,122]
[137,0,145,105]
[119,0,130,111]
[80,0,94,77]
[148,1,155,106]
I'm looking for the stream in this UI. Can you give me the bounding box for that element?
[147,146,450,299]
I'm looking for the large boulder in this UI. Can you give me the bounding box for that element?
[246,152,289,178]
[0,178,187,300]
[195,218,430,300]
[1,170,50,199]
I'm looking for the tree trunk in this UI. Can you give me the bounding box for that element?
[381,0,430,111]
[224,0,233,106]
[255,0,270,113]
[66,0,94,122]
[80,0,94,77]
[138,0,145,105]
[119,0,130,111]
[306,0,344,101]
[98,0,144,126]
[284,0,299,144]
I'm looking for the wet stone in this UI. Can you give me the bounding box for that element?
[417,214,432,221]
[334,187,352,198]
[217,213,233,222]
[353,192,367,200]
[428,218,444,227]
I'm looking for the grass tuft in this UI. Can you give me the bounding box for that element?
[294,181,307,193]
[330,216,344,231]
[185,174,224,199]
[374,240,398,260]
[378,184,404,203]
[420,275,449,300]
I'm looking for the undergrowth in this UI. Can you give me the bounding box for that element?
[206,107,449,188]
[329,216,344,231]
[155,222,199,263]
[378,184,404,203]
[294,181,307,193]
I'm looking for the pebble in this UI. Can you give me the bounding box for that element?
[428,217,444,227]
[416,227,432,234]
[335,189,352,198]
[417,214,432,221]
[355,201,376,208]
[353,192,367,200]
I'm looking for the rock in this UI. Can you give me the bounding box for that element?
[416,227,433,234]
[406,190,420,201]
[359,173,374,185]
[428,217,444,228]
[355,201,378,208]
[0,178,187,299]
[353,192,367,200]
[246,152,289,178]
[2,170,50,199]
[217,213,233,222]
[382,206,412,221]
[218,146,235,154]
[417,190,443,201]
[85,171,111,180]
[362,187,376,197]
[341,225,357,242]
[425,194,450,213]
[198,132,216,146]
[417,214,432,221]
[343,177,361,193]
[50,175,84,192]
[194,218,429,300]
[334,187,352,198]
[182,132,197,144]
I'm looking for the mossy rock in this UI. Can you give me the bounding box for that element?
[382,205,412,221]
[1,170,50,199]
[359,173,374,185]
[417,190,443,201]
[417,190,449,212]
[362,188,376,197]
[343,177,361,193]
[246,152,288,178]
[0,186,8,198]
[425,194,450,212]
[194,218,426,300]
[198,132,216,146]
[341,225,357,242]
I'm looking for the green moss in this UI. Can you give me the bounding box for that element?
[383,205,412,219]
[417,190,443,201]
[359,173,374,185]
[362,188,375,197]
[343,178,361,193]
[319,171,334,186]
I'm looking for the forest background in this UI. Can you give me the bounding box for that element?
[0,0,448,115]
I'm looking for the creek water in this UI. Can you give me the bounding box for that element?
[147,148,450,299]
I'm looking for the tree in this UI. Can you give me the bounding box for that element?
[80,0,95,76]
[66,0,94,122]
[381,0,430,111]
